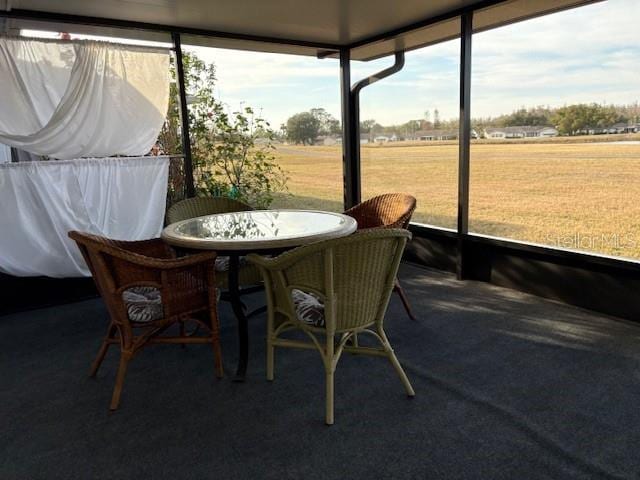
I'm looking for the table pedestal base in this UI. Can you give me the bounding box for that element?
[228,254,248,382]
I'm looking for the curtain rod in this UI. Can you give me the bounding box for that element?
[0,33,173,53]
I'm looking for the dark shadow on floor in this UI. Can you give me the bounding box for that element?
[1,264,639,479]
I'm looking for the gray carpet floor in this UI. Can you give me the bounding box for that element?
[1,264,640,480]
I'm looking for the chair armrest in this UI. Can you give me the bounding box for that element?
[111,238,176,259]
[99,241,217,271]
[247,247,327,297]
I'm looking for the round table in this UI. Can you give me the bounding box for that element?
[162,209,357,380]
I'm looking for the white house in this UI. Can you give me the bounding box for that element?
[484,126,558,139]
[415,129,458,141]
[609,123,629,134]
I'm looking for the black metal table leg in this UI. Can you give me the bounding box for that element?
[228,253,248,382]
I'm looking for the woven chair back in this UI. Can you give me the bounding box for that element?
[345,193,416,230]
[263,229,410,331]
[166,196,253,225]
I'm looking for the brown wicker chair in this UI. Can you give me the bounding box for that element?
[344,193,418,320]
[68,231,223,411]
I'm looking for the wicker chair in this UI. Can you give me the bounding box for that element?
[68,231,223,411]
[248,229,415,425]
[344,193,418,320]
[166,196,253,225]
[166,196,263,290]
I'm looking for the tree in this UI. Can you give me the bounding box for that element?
[278,123,287,140]
[160,52,287,208]
[310,108,341,136]
[359,119,383,141]
[552,103,625,135]
[433,108,441,128]
[499,106,551,127]
[360,119,377,132]
[286,112,321,145]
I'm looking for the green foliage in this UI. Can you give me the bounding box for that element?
[310,108,341,136]
[359,119,384,141]
[552,103,626,135]
[286,111,321,145]
[372,102,637,138]
[161,52,287,209]
[360,119,381,133]
[195,105,288,209]
[499,107,552,127]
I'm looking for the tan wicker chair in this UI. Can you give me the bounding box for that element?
[248,229,415,425]
[166,196,262,289]
[166,196,253,225]
[344,193,418,320]
[69,231,223,411]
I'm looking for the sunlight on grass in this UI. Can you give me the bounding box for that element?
[271,141,640,260]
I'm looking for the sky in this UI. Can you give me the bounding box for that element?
[23,0,640,128]
[186,0,639,127]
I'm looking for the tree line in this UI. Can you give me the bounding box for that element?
[474,103,640,135]
[284,102,640,144]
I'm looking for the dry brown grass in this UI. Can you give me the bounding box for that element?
[270,141,640,260]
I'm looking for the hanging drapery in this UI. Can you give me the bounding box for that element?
[0,156,170,277]
[0,37,170,159]
[0,144,10,164]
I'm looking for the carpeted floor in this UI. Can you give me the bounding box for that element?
[1,264,640,480]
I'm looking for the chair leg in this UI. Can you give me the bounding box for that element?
[379,328,415,397]
[324,336,336,425]
[90,323,116,378]
[394,279,417,321]
[209,311,224,379]
[325,366,335,426]
[179,320,186,349]
[110,352,131,411]
[266,309,275,381]
[266,337,275,381]
[212,339,224,379]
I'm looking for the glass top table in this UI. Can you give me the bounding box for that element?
[161,209,357,252]
[161,209,357,381]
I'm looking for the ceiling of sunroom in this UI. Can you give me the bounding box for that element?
[1,0,602,60]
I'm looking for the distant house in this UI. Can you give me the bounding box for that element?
[360,134,370,144]
[317,135,341,146]
[576,123,640,135]
[374,135,389,143]
[579,127,608,135]
[484,126,558,139]
[415,129,458,141]
[608,123,628,134]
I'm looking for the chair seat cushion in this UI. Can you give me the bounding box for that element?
[291,289,325,328]
[122,286,164,323]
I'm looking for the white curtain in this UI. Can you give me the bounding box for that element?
[0,144,10,164]
[0,156,170,277]
[0,37,170,159]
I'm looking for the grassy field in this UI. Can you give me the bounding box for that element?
[270,140,640,260]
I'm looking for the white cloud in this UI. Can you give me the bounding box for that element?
[185,46,341,126]
[185,0,639,126]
